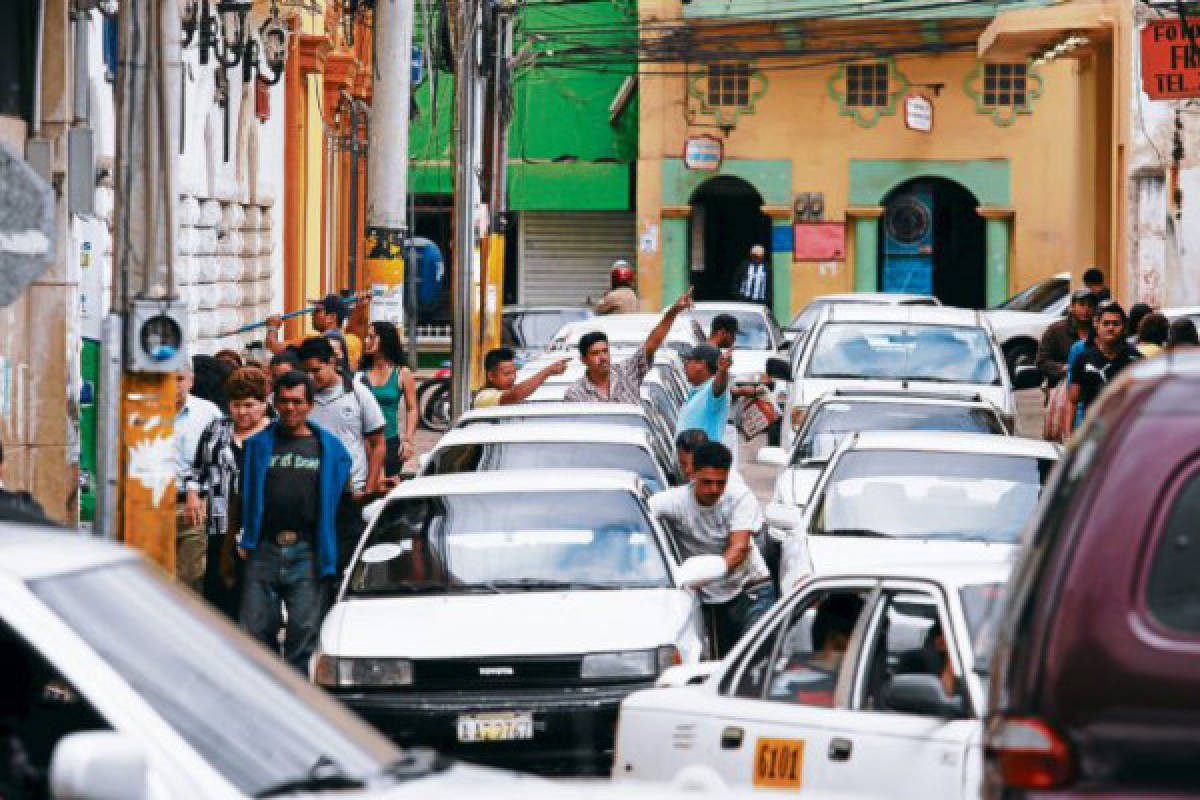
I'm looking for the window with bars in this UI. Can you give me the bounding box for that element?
[845,62,889,107]
[707,62,752,108]
[983,63,1029,108]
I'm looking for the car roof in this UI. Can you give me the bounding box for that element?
[815,292,934,304]
[553,314,696,344]
[456,402,645,422]
[503,305,592,314]
[433,422,650,447]
[389,469,646,498]
[810,389,995,410]
[0,525,137,581]
[824,303,984,326]
[689,302,772,315]
[814,557,1012,589]
[848,430,1059,458]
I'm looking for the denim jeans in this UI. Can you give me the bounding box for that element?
[240,539,323,672]
[709,581,779,658]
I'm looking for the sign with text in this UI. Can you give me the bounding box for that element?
[1141,19,1200,99]
[904,93,934,132]
[684,135,723,171]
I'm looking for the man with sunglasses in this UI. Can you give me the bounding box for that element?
[1069,300,1142,421]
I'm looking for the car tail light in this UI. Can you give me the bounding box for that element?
[986,715,1074,790]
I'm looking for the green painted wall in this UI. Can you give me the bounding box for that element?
[849,159,1011,206]
[407,0,638,209]
[661,158,793,206]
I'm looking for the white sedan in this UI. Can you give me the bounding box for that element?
[318,470,723,775]
[983,272,1071,374]
[760,391,1009,509]
[766,431,1059,590]
[779,304,1034,453]
[418,421,680,492]
[783,291,941,347]
[613,559,1011,798]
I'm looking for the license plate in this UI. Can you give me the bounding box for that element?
[456,712,534,743]
[753,737,804,789]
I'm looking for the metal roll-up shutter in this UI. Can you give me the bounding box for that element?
[518,211,635,305]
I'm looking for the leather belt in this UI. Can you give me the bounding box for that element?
[273,530,300,547]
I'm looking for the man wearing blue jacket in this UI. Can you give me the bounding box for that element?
[237,370,353,670]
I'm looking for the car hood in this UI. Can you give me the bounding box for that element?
[322,588,698,658]
[984,309,1055,339]
[798,378,1009,411]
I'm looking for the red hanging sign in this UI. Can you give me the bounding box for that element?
[1141,19,1200,100]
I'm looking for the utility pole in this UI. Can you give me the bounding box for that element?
[365,0,415,359]
[99,0,186,566]
[450,0,482,418]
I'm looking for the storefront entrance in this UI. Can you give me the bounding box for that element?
[878,177,987,309]
[688,176,772,302]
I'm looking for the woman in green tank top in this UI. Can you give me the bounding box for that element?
[358,321,417,476]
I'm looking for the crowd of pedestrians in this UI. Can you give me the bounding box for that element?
[1037,275,1199,441]
[171,295,415,668]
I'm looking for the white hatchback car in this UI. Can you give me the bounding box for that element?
[780,304,1028,453]
[317,470,722,775]
[612,559,1011,798]
[766,431,1059,590]
[419,422,679,492]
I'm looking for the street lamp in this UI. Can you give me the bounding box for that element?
[180,0,252,68]
[242,7,288,86]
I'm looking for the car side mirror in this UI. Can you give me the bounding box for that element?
[1012,364,1043,390]
[765,357,792,382]
[756,446,788,467]
[765,501,805,533]
[657,661,720,688]
[50,732,148,800]
[881,673,966,718]
[677,554,727,589]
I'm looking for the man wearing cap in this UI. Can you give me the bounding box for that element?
[676,342,733,443]
[732,245,770,305]
[1036,288,1096,388]
[594,259,639,315]
[264,293,363,367]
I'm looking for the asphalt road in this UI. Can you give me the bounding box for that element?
[412,389,1048,506]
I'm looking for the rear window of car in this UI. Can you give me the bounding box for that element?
[1146,469,1200,635]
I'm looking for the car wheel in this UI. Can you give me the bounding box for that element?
[1004,340,1037,377]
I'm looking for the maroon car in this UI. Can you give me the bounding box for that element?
[984,355,1200,798]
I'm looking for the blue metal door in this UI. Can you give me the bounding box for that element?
[881,188,934,295]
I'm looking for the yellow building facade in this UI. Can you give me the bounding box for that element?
[635,6,1114,323]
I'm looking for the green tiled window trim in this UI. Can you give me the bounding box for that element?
[964,60,1044,127]
[827,58,910,128]
[687,61,768,128]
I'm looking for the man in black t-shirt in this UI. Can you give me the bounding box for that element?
[1069,300,1142,420]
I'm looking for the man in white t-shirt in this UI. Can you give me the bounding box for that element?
[650,441,778,656]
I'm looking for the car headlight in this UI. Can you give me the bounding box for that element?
[313,655,414,688]
[580,646,680,679]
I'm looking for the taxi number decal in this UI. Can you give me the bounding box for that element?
[753,737,804,789]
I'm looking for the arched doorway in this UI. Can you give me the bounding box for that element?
[688,176,771,302]
[878,178,986,308]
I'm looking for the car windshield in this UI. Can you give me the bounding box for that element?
[792,401,1005,463]
[348,490,672,593]
[807,323,1001,385]
[960,581,1007,667]
[427,441,664,493]
[31,562,400,795]
[997,279,1068,312]
[504,310,591,349]
[687,310,773,349]
[814,450,1055,542]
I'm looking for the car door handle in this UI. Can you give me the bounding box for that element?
[828,737,853,761]
[720,726,744,750]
